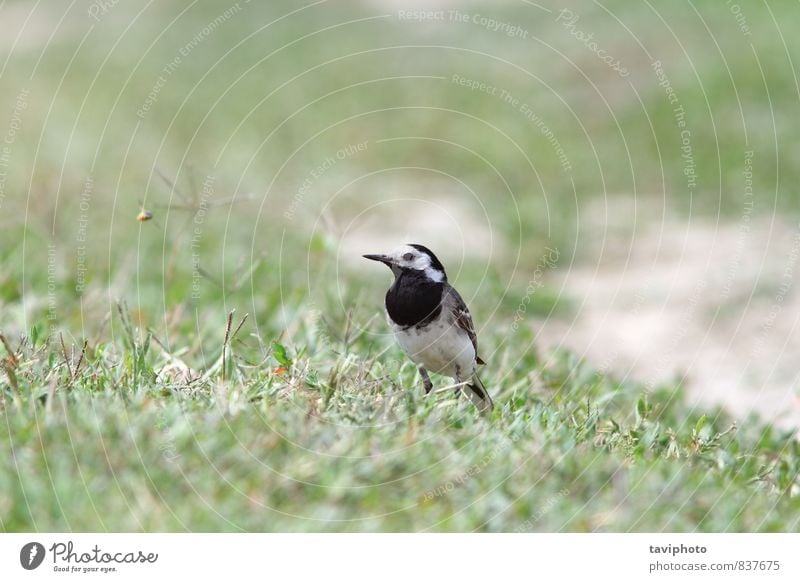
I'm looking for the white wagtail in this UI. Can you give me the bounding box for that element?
[363,244,493,413]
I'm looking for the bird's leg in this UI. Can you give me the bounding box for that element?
[419,366,433,394]
[453,365,464,399]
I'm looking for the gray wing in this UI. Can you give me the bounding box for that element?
[444,285,485,365]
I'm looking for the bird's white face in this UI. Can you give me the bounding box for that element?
[363,244,446,282]
[388,245,432,270]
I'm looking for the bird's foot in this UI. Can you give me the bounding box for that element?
[419,367,433,394]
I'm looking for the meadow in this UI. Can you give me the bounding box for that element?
[1,0,799,531]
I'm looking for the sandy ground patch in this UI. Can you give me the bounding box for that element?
[537,196,800,429]
[0,3,60,55]
[334,177,499,267]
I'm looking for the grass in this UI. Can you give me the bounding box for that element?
[1,301,799,532]
[2,0,800,531]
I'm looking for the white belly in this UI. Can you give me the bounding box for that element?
[391,318,476,380]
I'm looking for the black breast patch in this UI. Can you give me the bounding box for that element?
[385,269,444,328]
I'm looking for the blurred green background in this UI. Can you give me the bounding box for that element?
[2,0,797,339]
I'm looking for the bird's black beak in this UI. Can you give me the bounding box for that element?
[362,253,393,267]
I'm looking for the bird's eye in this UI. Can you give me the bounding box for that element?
[403,252,414,261]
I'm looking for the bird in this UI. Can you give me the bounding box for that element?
[363,244,493,413]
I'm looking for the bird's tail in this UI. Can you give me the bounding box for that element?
[465,374,493,415]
